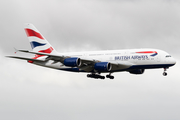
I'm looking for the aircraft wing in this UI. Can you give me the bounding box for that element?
[109,61,133,71]
[18,49,99,61]
[15,49,132,72]
[16,49,100,71]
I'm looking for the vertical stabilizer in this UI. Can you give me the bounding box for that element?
[24,23,57,55]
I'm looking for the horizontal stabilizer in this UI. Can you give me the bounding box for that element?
[18,49,64,58]
[6,56,45,62]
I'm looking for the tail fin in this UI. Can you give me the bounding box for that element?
[24,23,57,55]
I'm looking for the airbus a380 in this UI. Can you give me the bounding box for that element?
[7,23,176,79]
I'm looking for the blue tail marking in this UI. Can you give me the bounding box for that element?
[30,41,46,49]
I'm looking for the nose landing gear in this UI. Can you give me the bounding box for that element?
[163,68,168,76]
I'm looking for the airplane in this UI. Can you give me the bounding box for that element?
[7,23,176,79]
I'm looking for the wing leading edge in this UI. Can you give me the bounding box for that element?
[8,49,132,72]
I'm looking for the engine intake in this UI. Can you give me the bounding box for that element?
[64,57,81,67]
[129,69,145,74]
[94,62,112,72]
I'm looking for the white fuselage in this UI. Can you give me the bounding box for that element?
[33,48,176,73]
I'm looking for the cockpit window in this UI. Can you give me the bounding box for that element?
[166,55,171,57]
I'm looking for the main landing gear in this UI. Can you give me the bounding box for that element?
[163,68,168,76]
[106,73,114,79]
[87,74,105,79]
[87,73,114,79]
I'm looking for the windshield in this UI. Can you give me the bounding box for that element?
[166,55,171,57]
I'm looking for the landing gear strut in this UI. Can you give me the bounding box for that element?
[106,73,114,79]
[163,68,168,76]
[87,74,105,79]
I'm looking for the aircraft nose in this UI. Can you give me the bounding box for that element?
[170,57,176,65]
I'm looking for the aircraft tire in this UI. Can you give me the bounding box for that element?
[87,74,90,77]
[163,72,167,76]
[110,76,114,79]
[106,75,110,78]
[101,76,105,79]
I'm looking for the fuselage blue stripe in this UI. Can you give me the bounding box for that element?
[150,53,158,56]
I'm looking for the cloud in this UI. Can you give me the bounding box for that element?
[0,0,180,120]
[1,0,180,52]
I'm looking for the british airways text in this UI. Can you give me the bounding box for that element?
[115,55,148,60]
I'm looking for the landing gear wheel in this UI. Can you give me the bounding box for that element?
[87,73,105,79]
[163,72,167,76]
[109,76,114,79]
[101,76,105,79]
[87,74,90,77]
[106,74,114,79]
[163,68,168,76]
[106,75,110,78]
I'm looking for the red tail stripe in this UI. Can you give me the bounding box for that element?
[25,28,44,40]
[35,47,54,58]
[28,47,54,63]
[39,47,53,53]
[136,51,157,53]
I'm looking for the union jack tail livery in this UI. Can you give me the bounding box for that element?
[24,23,57,54]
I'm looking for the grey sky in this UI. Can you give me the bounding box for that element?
[0,0,180,120]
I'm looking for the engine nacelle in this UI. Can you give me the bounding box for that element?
[129,69,145,74]
[63,57,81,67]
[94,62,112,72]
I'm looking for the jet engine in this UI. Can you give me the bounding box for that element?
[129,69,145,74]
[64,57,81,67]
[94,62,112,72]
